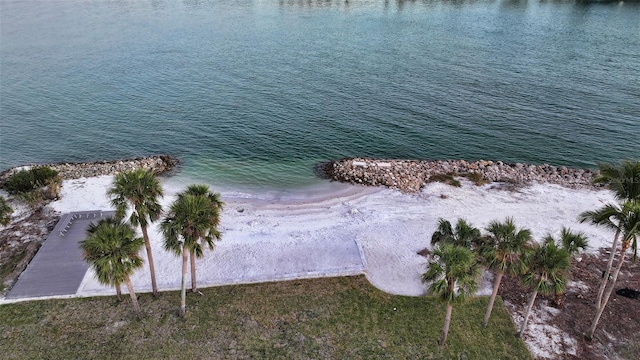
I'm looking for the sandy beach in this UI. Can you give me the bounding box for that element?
[2,174,624,358]
[47,175,616,299]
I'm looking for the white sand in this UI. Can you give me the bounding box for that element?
[505,299,578,359]
[50,175,616,298]
[40,175,619,359]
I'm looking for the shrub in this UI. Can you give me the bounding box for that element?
[42,175,62,200]
[3,167,59,195]
[16,191,45,207]
[430,173,461,187]
[0,196,12,226]
[462,172,489,186]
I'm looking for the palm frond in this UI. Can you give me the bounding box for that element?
[162,184,224,258]
[559,227,589,255]
[484,218,534,276]
[80,217,144,287]
[109,169,164,228]
[423,244,479,305]
[431,218,481,250]
[594,160,640,202]
[523,240,571,296]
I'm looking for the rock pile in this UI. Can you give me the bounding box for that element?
[0,155,178,184]
[326,158,598,193]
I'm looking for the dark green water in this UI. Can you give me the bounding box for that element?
[1,0,639,191]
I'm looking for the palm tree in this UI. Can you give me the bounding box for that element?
[177,184,224,293]
[422,244,480,346]
[557,227,589,256]
[593,160,640,202]
[585,200,640,340]
[579,202,637,309]
[548,228,588,307]
[162,185,223,317]
[482,218,533,327]
[109,169,164,297]
[431,218,483,249]
[86,219,123,301]
[518,238,571,337]
[0,196,12,226]
[80,217,145,318]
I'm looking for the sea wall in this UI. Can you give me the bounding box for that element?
[0,155,178,184]
[327,158,598,193]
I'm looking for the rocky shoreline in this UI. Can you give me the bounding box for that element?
[0,155,178,295]
[0,155,178,185]
[326,158,599,192]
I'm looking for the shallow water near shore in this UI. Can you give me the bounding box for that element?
[1,0,639,193]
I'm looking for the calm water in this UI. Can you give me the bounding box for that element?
[1,0,639,191]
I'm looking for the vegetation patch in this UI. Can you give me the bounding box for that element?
[460,172,490,186]
[3,167,58,194]
[0,276,531,360]
[430,172,488,187]
[2,167,61,206]
[0,248,29,292]
[0,196,12,226]
[429,173,461,187]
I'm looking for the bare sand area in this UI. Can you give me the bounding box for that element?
[4,174,627,359]
[45,175,615,299]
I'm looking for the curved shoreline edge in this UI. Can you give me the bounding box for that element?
[325,158,600,192]
[0,155,179,185]
[1,156,602,193]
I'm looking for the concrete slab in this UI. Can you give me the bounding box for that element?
[6,211,115,299]
[77,230,366,295]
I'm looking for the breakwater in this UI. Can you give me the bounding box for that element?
[326,158,598,193]
[0,155,178,184]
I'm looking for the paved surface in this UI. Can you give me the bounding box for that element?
[77,230,366,296]
[6,211,115,299]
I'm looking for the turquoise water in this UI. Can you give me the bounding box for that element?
[1,0,639,191]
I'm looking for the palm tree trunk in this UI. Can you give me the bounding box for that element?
[190,249,197,293]
[439,304,453,346]
[587,243,629,340]
[115,284,122,301]
[596,230,620,308]
[140,225,158,297]
[518,290,538,337]
[483,271,503,327]
[124,276,141,319]
[179,245,188,317]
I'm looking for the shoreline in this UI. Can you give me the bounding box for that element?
[326,158,599,193]
[1,165,621,359]
[0,155,179,185]
[47,174,616,295]
[3,176,617,302]
[2,156,600,195]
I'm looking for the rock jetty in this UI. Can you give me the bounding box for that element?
[326,158,598,193]
[0,155,178,184]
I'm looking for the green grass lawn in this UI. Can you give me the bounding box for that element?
[0,276,531,359]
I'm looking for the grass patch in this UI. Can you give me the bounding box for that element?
[0,248,29,292]
[430,172,489,187]
[0,195,12,226]
[618,336,640,360]
[430,173,461,187]
[460,172,490,186]
[0,276,531,359]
